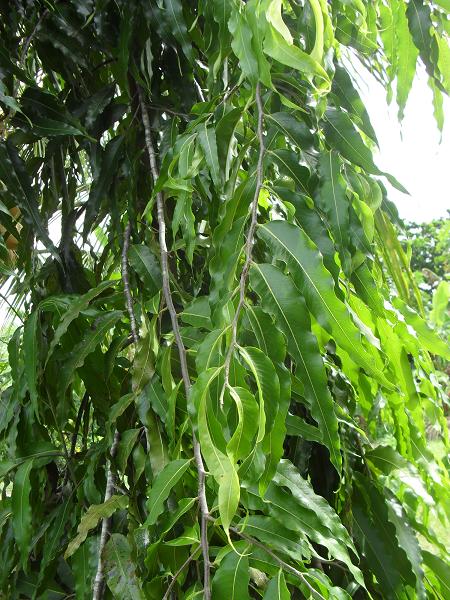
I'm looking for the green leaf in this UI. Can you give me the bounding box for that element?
[257,221,394,390]
[0,141,57,254]
[229,9,259,84]
[128,245,162,298]
[430,280,450,328]
[286,414,322,443]
[423,551,450,597]
[116,429,141,473]
[263,25,330,88]
[163,0,193,62]
[65,495,128,559]
[58,310,122,403]
[263,570,290,599]
[266,111,315,150]
[45,280,116,367]
[132,332,154,393]
[218,462,240,538]
[238,346,280,440]
[243,305,286,364]
[323,108,407,192]
[104,533,145,600]
[227,386,259,462]
[23,311,39,420]
[198,123,221,188]
[212,550,251,600]
[84,136,124,236]
[181,296,212,330]
[250,263,341,471]
[12,459,34,569]
[145,459,191,526]
[72,538,97,600]
[269,149,310,195]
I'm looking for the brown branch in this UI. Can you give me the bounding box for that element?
[122,222,139,344]
[92,430,120,600]
[138,85,211,600]
[162,545,201,600]
[93,224,139,599]
[222,82,265,402]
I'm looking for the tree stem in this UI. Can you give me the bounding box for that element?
[138,85,211,600]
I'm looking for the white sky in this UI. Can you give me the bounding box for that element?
[353,63,450,223]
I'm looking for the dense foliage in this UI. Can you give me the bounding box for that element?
[0,1,449,598]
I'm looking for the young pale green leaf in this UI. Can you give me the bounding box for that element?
[257,221,393,390]
[58,310,122,403]
[250,263,341,472]
[12,459,34,569]
[227,386,259,462]
[212,550,251,600]
[263,25,330,89]
[145,459,191,526]
[259,363,290,494]
[218,462,240,539]
[238,346,280,440]
[128,245,162,298]
[65,495,128,559]
[104,533,145,600]
[263,570,290,599]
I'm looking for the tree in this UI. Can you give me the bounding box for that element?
[0,1,449,598]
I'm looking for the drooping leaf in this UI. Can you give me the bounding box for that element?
[12,459,34,569]
[211,550,251,600]
[145,459,191,526]
[65,495,129,559]
[104,533,145,600]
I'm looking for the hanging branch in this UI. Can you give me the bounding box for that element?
[222,82,265,400]
[92,430,120,600]
[122,222,139,344]
[93,223,139,600]
[138,85,212,600]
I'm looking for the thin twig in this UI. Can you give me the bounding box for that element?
[208,516,326,600]
[162,545,201,600]
[20,9,49,66]
[138,85,211,600]
[122,222,139,344]
[92,430,120,600]
[93,223,139,599]
[221,82,265,404]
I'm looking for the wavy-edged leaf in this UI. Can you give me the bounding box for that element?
[45,280,116,367]
[212,549,250,600]
[0,141,57,254]
[229,9,259,84]
[58,310,122,403]
[250,263,341,471]
[65,495,128,559]
[323,108,407,192]
[257,221,393,389]
[23,311,39,420]
[12,459,33,569]
[145,459,191,527]
[104,533,145,600]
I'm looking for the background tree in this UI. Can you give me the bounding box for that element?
[0,1,449,599]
